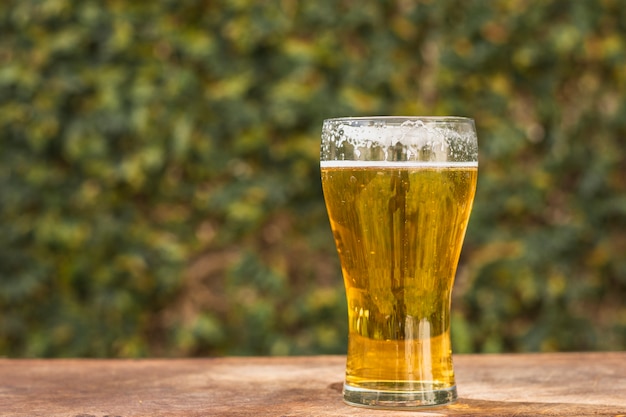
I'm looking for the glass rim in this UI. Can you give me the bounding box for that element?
[323,116,474,124]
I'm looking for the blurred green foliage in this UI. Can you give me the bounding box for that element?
[1,0,625,357]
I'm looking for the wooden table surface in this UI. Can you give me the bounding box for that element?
[1,352,625,417]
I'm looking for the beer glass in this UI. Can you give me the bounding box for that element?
[320,117,478,409]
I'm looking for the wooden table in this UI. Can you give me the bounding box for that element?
[1,353,624,416]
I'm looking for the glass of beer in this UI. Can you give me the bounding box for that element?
[320,116,478,409]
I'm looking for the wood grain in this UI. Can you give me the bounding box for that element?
[0,353,624,417]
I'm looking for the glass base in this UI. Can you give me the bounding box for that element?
[343,382,457,410]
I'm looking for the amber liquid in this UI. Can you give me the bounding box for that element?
[321,162,477,393]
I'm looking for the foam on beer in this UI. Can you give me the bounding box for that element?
[320,160,478,168]
[321,118,478,166]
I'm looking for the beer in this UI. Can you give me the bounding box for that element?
[320,116,478,408]
[321,161,477,398]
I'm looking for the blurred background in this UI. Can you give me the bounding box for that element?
[1,0,625,358]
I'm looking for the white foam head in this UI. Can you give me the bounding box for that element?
[321,117,478,164]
